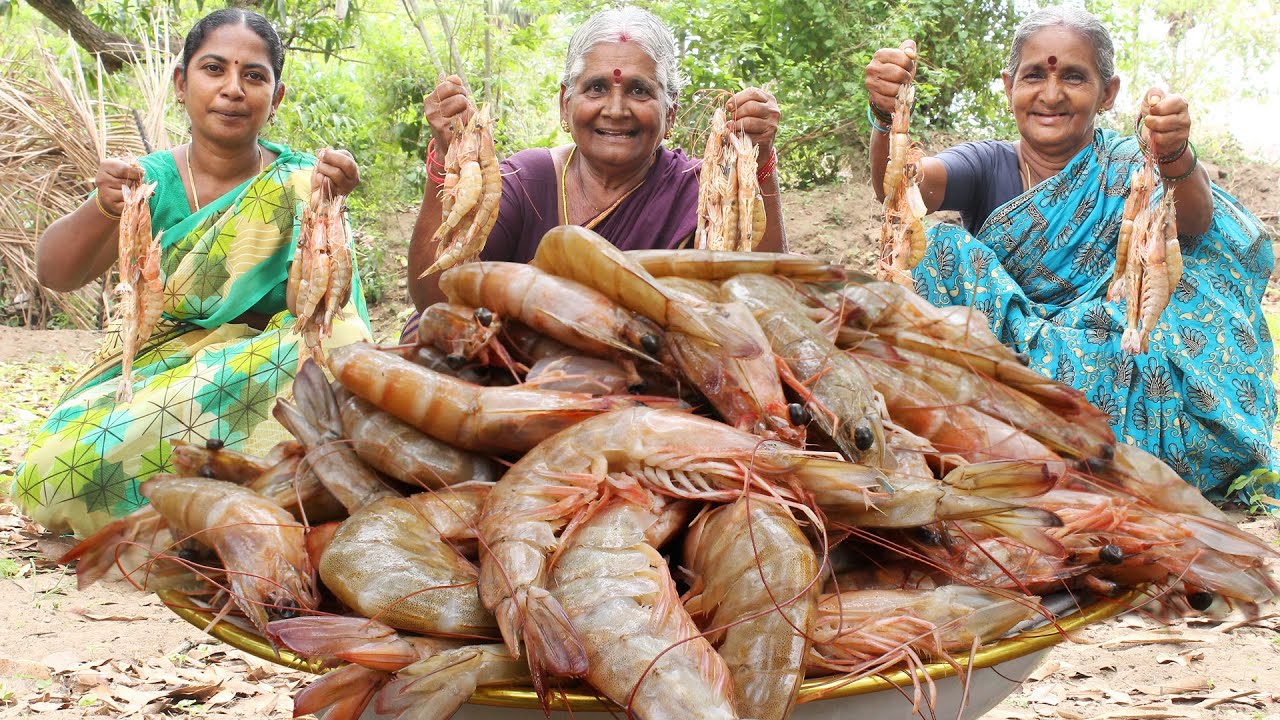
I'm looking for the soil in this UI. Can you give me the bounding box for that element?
[1,168,1278,719]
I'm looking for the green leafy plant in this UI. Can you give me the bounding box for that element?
[1225,467,1280,516]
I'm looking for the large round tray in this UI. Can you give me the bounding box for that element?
[159,587,1145,719]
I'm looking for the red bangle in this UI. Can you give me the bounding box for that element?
[756,148,778,184]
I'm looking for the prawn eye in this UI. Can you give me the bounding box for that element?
[474,307,494,326]
[627,381,649,394]
[1098,443,1115,462]
[277,599,301,619]
[1187,591,1214,611]
[178,547,202,562]
[854,426,875,451]
[445,354,466,369]
[199,464,216,479]
[788,403,811,426]
[1098,544,1124,565]
[205,437,225,451]
[1015,351,1031,366]
[640,334,661,355]
[913,526,944,545]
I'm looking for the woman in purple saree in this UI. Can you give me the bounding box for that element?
[404,7,786,324]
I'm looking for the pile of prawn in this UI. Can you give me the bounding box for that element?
[288,177,354,364]
[113,168,164,402]
[62,225,1276,720]
[695,103,765,251]
[421,104,502,277]
[879,78,928,286]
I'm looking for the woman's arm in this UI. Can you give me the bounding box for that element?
[1140,89,1212,235]
[37,159,145,292]
[864,40,948,213]
[730,87,787,252]
[408,75,474,311]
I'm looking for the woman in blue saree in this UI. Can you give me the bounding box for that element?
[864,5,1275,498]
[13,9,371,536]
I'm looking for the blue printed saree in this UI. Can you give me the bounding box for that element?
[913,128,1276,498]
[13,140,372,536]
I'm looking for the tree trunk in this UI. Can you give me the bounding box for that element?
[23,0,148,72]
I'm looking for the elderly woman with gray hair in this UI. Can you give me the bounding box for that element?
[407,6,784,310]
[864,5,1275,499]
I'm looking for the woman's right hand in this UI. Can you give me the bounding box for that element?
[865,40,918,117]
[423,75,475,151]
[94,158,146,218]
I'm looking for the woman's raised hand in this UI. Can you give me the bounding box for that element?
[423,75,475,151]
[313,149,361,196]
[728,87,780,157]
[1137,87,1192,161]
[94,158,146,218]
[865,40,918,117]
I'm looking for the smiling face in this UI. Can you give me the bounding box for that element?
[1003,27,1120,158]
[175,23,283,149]
[560,41,675,175]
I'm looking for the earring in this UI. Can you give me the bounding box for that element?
[177,97,185,105]
[561,121,570,132]
[664,129,672,140]
[269,111,277,125]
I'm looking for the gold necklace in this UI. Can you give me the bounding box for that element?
[558,146,650,226]
[185,144,265,212]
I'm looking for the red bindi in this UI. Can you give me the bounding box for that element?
[1047,55,1058,67]
[613,68,622,84]
[617,31,630,42]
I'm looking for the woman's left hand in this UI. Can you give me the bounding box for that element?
[728,87,780,158]
[1137,87,1191,161]
[313,148,361,196]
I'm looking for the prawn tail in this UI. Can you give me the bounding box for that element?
[957,502,1066,557]
[266,616,422,672]
[523,585,589,678]
[941,459,1064,498]
[291,663,388,720]
[375,644,526,720]
[671,302,762,359]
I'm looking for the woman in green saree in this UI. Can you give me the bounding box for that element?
[13,9,371,536]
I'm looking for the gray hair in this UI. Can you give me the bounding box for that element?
[1005,5,1116,82]
[561,7,687,115]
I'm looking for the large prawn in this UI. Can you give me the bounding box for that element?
[115,175,163,402]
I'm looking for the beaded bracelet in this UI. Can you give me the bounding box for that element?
[866,105,891,134]
[756,147,779,184]
[1160,141,1199,183]
[94,192,121,221]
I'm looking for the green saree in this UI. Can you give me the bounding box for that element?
[13,140,371,536]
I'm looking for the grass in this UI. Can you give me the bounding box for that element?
[0,356,82,491]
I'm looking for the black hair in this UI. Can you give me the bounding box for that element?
[180,9,285,86]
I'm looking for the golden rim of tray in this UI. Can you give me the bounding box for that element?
[158,586,1147,710]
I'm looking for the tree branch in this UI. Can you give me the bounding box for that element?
[23,0,148,72]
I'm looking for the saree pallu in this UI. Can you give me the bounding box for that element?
[913,129,1276,497]
[13,144,371,536]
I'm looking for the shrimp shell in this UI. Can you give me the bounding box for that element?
[143,476,317,634]
[328,342,684,454]
[319,485,498,637]
[626,248,847,282]
[552,497,740,719]
[683,498,818,720]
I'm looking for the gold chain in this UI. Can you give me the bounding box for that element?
[185,144,265,212]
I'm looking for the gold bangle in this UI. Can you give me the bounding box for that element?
[94,193,121,221]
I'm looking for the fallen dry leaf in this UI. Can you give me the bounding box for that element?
[1195,688,1268,709]
[1131,676,1213,695]
[40,650,85,674]
[68,607,148,622]
[1082,705,1192,720]
[1028,660,1062,682]
[1098,629,1216,649]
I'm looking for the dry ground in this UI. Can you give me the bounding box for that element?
[0,166,1278,719]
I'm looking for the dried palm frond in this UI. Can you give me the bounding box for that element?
[0,33,177,329]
